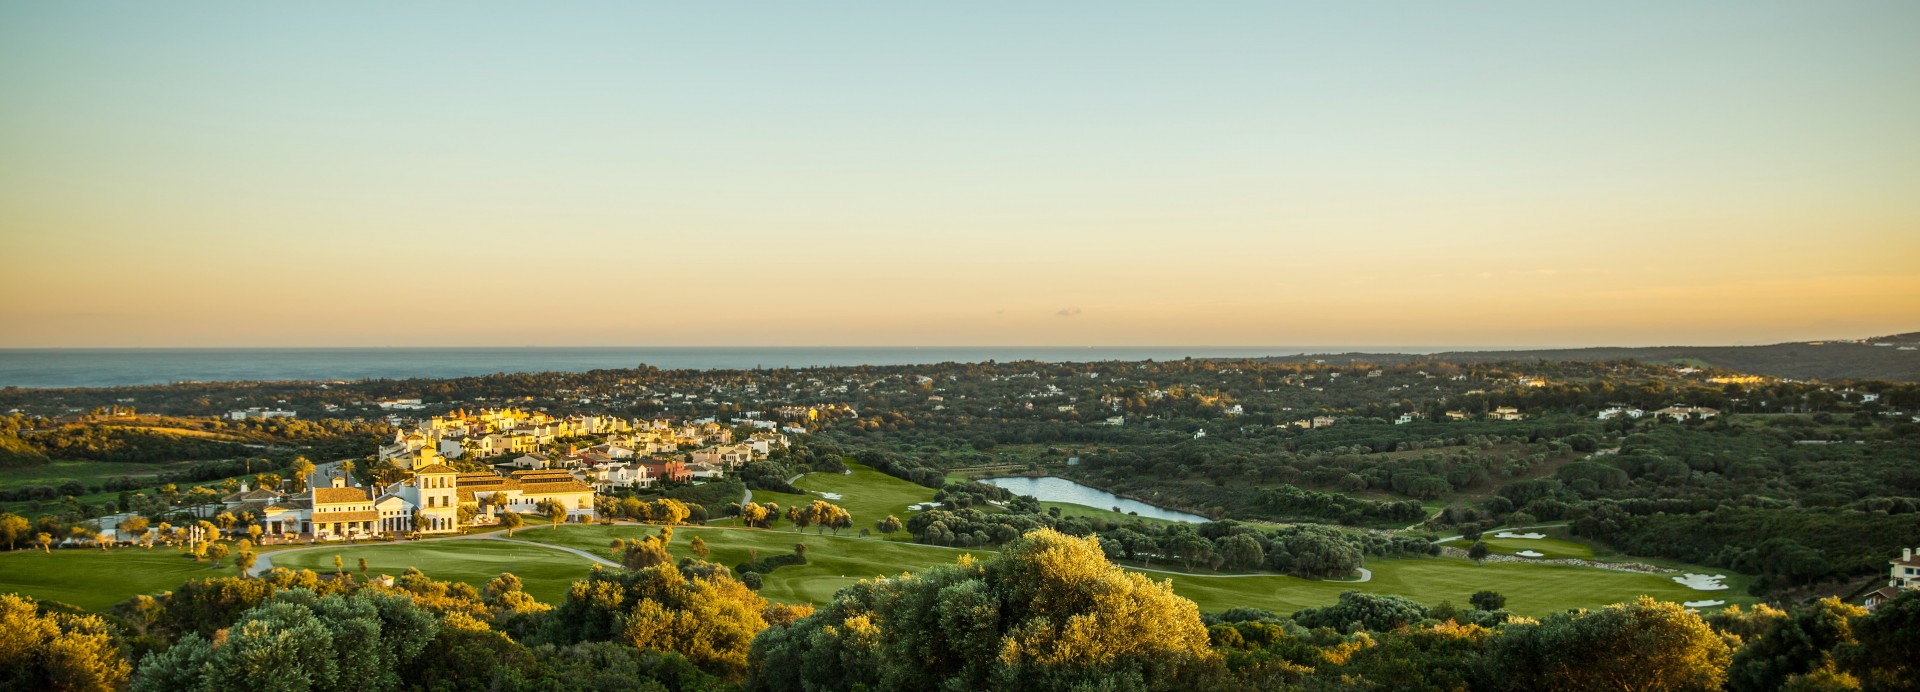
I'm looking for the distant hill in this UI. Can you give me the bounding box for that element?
[1244,332,1920,382]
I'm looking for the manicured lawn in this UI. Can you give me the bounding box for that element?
[1440,535,1595,560]
[1152,557,1753,616]
[268,539,596,603]
[0,547,246,609]
[515,525,986,606]
[790,462,935,527]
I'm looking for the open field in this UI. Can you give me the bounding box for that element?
[268,538,596,603]
[0,547,247,609]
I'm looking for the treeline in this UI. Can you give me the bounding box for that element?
[906,507,1435,578]
[849,449,945,488]
[26,427,244,464]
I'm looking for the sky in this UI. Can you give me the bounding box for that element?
[2,2,1916,349]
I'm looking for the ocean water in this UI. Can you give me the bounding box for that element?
[0,346,1393,389]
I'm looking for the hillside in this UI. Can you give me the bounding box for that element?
[1246,333,1920,382]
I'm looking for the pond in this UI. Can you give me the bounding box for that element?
[980,476,1209,523]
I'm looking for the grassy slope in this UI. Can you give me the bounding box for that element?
[0,459,199,490]
[0,547,247,609]
[269,539,595,603]
[790,462,935,527]
[1439,535,1595,560]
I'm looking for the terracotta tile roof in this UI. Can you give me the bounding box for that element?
[519,480,593,495]
[266,498,312,512]
[1893,556,1920,568]
[415,463,458,474]
[221,488,282,503]
[313,487,372,505]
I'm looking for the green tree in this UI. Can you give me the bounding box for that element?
[206,542,231,567]
[1470,590,1506,611]
[543,501,568,530]
[1841,589,1920,689]
[0,593,132,691]
[117,515,150,543]
[500,511,524,536]
[1726,597,1864,691]
[1488,596,1732,692]
[134,589,438,692]
[749,528,1218,691]
[877,515,903,535]
[543,560,771,680]
[1216,534,1265,570]
[1468,541,1490,564]
[1293,591,1429,633]
[0,513,29,551]
[689,535,710,560]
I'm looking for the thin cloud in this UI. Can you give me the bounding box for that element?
[1056,307,1082,317]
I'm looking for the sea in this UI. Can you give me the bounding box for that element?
[0,346,1437,389]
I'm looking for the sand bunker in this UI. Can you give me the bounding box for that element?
[1515,550,1545,558]
[906,502,943,511]
[1494,532,1546,539]
[813,492,844,500]
[1672,574,1730,590]
[1683,600,1727,608]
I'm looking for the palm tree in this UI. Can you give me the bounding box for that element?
[290,457,316,492]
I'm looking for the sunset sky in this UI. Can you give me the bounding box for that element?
[2,2,1916,349]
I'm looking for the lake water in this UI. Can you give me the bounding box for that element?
[980,476,1209,523]
[0,346,1410,388]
